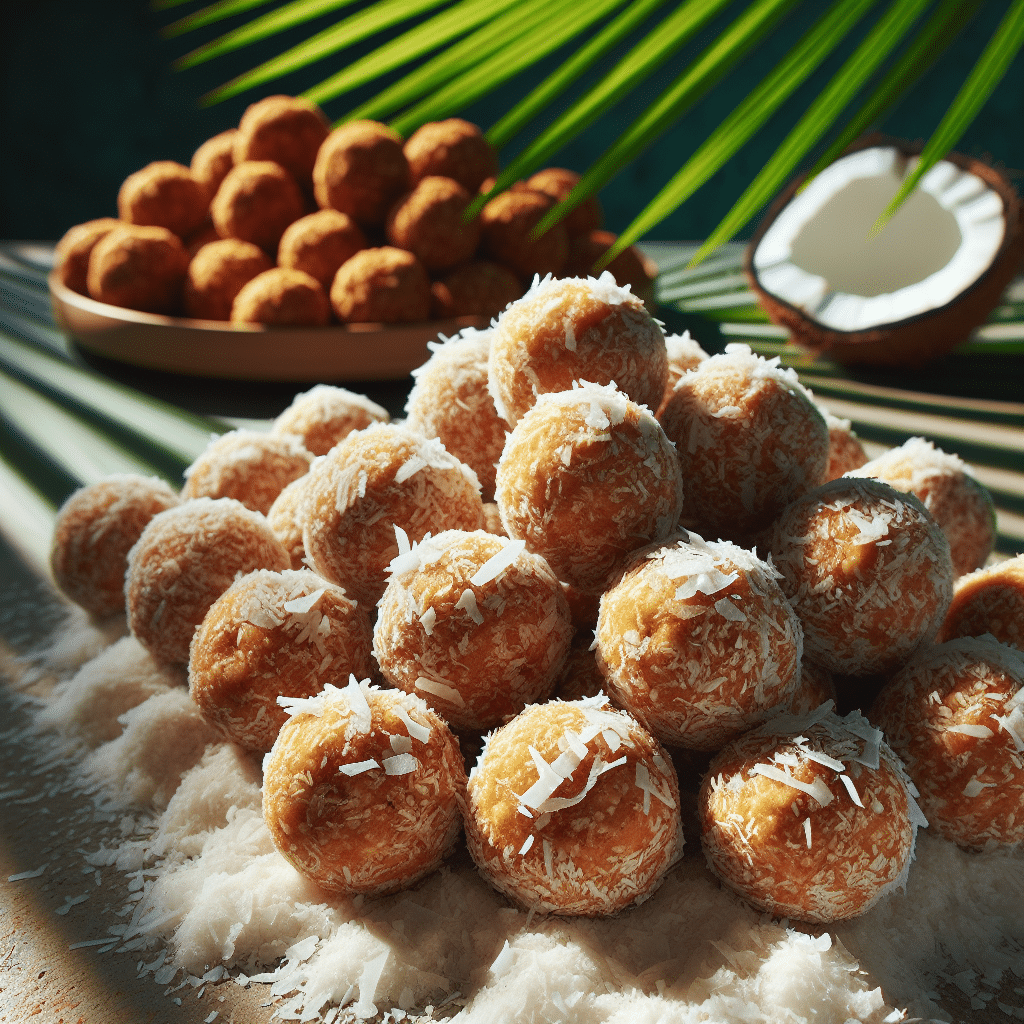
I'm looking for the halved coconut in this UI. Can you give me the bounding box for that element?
[745,135,1022,368]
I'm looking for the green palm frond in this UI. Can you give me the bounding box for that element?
[163,0,1024,264]
[878,0,1024,227]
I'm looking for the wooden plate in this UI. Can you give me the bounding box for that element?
[48,273,487,381]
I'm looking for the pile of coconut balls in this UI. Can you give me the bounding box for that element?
[48,270,1024,925]
[53,94,654,326]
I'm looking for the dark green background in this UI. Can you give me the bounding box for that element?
[2,0,1022,244]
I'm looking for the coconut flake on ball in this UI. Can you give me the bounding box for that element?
[464,697,683,916]
[487,272,667,427]
[700,703,925,923]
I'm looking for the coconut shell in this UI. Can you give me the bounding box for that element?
[745,134,1023,368]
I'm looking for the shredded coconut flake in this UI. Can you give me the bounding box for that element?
[414,676,465,707]
[840,774,864,807]
[382,753,419,776]
[393,704,431,743]
[454,588,484,624]
[470,539,526,587]
[749,763,835,806]
[282,587,330,616]
[946,724,994,738]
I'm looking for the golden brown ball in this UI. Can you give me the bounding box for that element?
[523,167,603,237]
[211,160,306,254]
[313,120,410,227]
[118,160,210,240]
[55,217,121,296]
[430,260,523,320]
[821,409,869,481]
[277,209,367,289]
[183,238,273,321]
[404,118,498,193]
[385,175,480,272]
[87,223,189,314]
[330,246,431,324]
[480,189,568,280]
[233,94,330,188]
[231,267,331,327]
[564,229,656,303]
[190,129,238,200]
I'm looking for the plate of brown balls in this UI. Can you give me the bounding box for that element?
[48,95,656,381]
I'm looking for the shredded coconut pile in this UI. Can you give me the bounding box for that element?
[9,618,1021,1024]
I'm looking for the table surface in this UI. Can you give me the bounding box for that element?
[1,239,1022,1024]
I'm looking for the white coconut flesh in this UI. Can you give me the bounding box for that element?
[751,146,1006,331]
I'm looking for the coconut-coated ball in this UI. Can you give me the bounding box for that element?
[849,436,996,578]
[488,271,668,428]
[464,696,683,916]
[189,568,375,754]
[596,532,804,751]
[373,529,573,731]
[271,384,390,457]
[699,705,924,923]
[870,636,1024,849]
[182,428,313,514]
[50,475,181,619]
[125,497,290,665]
[768,477,954,677]
[262,677,466,895]
[300,423,485,606]
[494,381,683,595]
[404,327,508,501]
[658,343,830,541]
[937,554,1024,651]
